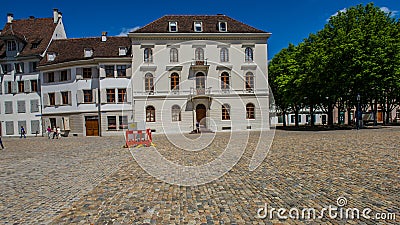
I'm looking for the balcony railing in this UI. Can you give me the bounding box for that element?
[190,87,212,96]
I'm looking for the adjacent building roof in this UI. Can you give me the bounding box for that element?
[0,18,57,58]
[133,15,267,33]
[39,36,131,66]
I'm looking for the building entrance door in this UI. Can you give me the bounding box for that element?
[196,104,207,126]
[85,116,99,136]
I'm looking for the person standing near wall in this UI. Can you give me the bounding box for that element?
[20,126,26,138]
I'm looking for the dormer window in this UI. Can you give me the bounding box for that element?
[194,22,203,32]
[47,52,56,62]
[32,43,39,49]
[219,21,227,32]
[119,47,127,56]
[169,22,178,32]
[84,48,93,58]
[7,40,16,51]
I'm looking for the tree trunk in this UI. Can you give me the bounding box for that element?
[294,105,299,127]
[328,104,334,127]
[282,110,287,127]
[373,100,378,126]
[347,107,352,125]
[310,104,315,127]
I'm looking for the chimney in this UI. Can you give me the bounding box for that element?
[53,8,59,23]
[7,13,13,23]
[29,16,35,19]
[101,32,107,42]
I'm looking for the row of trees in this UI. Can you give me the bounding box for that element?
[269,3,400,127]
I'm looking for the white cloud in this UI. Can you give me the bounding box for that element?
[118,26,141,36]
[380,6,398,17]
[326,8,347,22]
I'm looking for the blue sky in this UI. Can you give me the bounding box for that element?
[1,0,399,59]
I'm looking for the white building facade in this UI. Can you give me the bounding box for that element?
[129,15,271,133]
[0,9,66,137]
[38,35,132,136]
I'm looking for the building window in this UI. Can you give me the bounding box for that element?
[117,65,126,77]
[146,106,156,122]
[169,21,178,32]
[17,101,26,113]
[49,93,55,106]
[170,48,178,63]
[222,104,230,120]
[15,62,24,73]
[48,72,55,83]
[106,89,115,103]
[245,47,253,62]
[61,92,69,105]
[31,80,38,92]
[83,90,93,103]
[83,68,92,79]
[47,52,56,62]
[84,48,93,58]
[105,65,114,77]
[221,72,230,90]
[144,48,153,63]
[119,116,128,129]
[1,64,11,74]
[246,103,255,119]
[170,73,179,91]
[60,70,68,81]
[194,21,203,32]
[195,48,204,61]
[220,47,229,62]
[245,72,254,91]
[6,81,12,94]
[171,105,181,122]
[145,73,154,93]
[219,22,227,32]
[107,116,117,130]
[119,47,127,56]
[29,62,37,72]
[7,40,16,51]
[18,81,24,93]
[5,101,13,114]
[118,88,127,102]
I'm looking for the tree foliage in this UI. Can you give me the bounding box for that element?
[269,3,400,126]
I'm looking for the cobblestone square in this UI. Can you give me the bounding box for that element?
[0,128,399,224]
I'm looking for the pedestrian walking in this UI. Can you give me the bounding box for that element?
[0,136,4,149]
[196,121,200,133]
[52,126,58,139]
[57,127,61,139]
[46,126,52,139]
[20,126,26,138]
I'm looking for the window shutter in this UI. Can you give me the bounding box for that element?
[55,92,62,105]
[5,121,14,135]
[31,120,40,134]
[24,80,31,92]
[42,73,48,83]
[67,70,71,81]
[17,100,26,113]
[4,82,8,94]
[99,65,106,78]
[100,89,107,103]
[63,117,70,130]
[30,99,39,113]
[93,89,98,103]
[126,65,132,78]
[92,67,99,78]
[68,91,72,105]
[5,101,13,114]
[56,117,63,127]
[127,87,132,103]
[11,81,18,94]
[76,90,84,104]
[76,68,83,80]
[43,93,49,106]
[0,82,2,94]
[54,72,60,82]
[44,119,51,130]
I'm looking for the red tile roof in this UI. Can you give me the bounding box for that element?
[133,15,267,33]
[0,18,57,58]
[39,36,131,66]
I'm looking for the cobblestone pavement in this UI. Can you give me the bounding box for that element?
[1,128,399,224]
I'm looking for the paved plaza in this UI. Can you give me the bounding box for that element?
[0,127,399,224]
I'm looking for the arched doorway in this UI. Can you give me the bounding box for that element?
[196,104,207,126]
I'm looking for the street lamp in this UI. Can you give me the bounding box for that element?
[356,94,360,130]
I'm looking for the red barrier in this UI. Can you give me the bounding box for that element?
[125,129,153,147]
